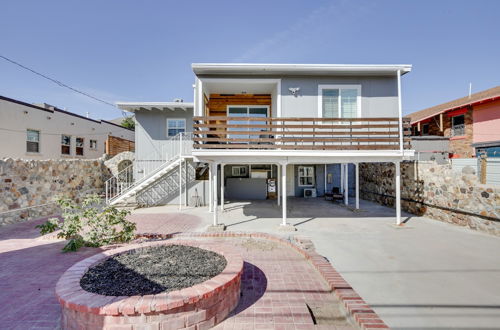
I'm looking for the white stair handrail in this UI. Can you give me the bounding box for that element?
[105,132,193,204]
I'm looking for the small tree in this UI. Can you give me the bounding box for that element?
[36,194,136,252]
[121,117,135,130]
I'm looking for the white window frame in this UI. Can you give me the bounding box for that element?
[231,166,247,177]
[227,105,270,140]
[26,129,40,153]
[317,84,362,119]
[226,105,270,117]
[298,165,315,187]
[166,118,186,137]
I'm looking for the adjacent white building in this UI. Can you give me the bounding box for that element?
[0,95,134,160]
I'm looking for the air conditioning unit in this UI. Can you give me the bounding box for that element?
[303,188,317,198]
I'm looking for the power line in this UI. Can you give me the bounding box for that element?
[0,54,119,110]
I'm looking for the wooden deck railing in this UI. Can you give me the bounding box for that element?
[193,117,411,151]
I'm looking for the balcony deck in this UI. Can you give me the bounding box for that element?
[193,116,411,151]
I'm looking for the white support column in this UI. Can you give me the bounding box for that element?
[220,164,225,211]
[213,163,219,226]
[277,164,281,206]
[355,163,360,210]
[395,161,402,225]
[340,163,344,193]
[324,164,327,196]
[184,160,188,207]
[344,164,349,205]
[281,163,287,226]
[178,158,183,210]
[208,163,213,212]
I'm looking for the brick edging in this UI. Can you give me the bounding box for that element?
[138,232,389,330]
[55,240,243,329]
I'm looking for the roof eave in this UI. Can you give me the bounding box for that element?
[116,102,194,112]
[192,63,412,76]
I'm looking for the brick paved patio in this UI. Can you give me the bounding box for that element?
[0,215,355,329]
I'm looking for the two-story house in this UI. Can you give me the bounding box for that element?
[112,63,413,227]
[408,86,500,158]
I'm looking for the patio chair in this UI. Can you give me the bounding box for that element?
[325,187,344,202]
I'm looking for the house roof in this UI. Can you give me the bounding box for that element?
[0,95,134,131]
[408,86,500,124]
[116,101,194,113]
[192,63,412,76]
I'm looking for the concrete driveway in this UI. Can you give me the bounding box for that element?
[134,198,500,329]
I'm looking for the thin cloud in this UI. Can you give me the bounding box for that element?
[234,0,374,63]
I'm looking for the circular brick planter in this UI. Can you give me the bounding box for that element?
[55,241,243,330]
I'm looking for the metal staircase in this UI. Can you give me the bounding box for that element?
[105,133,193,206]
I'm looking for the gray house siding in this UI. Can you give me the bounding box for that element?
[135,108,194,161]
[280,76,398,118]
[294,164,355,198]
[198,74,399,118]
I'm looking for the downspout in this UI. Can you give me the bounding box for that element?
[397,70,404,154]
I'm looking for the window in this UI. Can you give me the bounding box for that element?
[26,129,40,153]
[167,119,186,137]
[422,123,429,135]
[227,106,268,140]
[298,166,315,187]
[319,85,361,118]
[231,166,248,177]
[89,139,97,150]
[61,135,71,155]
[76,137,84,156]
[451,115,465,137]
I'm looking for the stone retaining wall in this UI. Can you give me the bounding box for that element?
[360,161,500,236]
[0,157,111,226]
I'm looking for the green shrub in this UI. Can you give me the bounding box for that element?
[36,194,136,252]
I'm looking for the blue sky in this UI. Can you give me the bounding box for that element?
[1,0,499,120]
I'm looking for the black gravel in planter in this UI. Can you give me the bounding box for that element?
[80,245,227,296]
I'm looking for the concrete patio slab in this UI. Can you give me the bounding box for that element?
[132,198,500,329]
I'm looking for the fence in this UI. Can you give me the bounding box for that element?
[451,158,500,185]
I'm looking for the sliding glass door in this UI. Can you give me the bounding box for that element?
[227,106,269,142]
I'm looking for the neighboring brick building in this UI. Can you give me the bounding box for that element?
[408,86,500,158]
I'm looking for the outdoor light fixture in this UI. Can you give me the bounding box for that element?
[288,87,300,95]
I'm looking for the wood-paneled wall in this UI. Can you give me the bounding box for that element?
[205,94,272,116]
[105,135,135,157]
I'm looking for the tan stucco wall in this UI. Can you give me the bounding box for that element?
[0,99,134,160]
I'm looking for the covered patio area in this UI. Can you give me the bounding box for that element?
[194,155,405,231]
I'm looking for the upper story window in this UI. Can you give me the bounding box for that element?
[76,137,84,156]
[167,118,186,137]
[318,85,361,118]
[298,165,315,187]
[451,114,465,137]
[422,123,429,135]
[26,129,40,153]
[412,126,419,136]
[61,135,71,155]
[89,139,97,150]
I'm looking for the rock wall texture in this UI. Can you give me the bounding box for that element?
[0,157,111,226]
[360,161,500,236]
